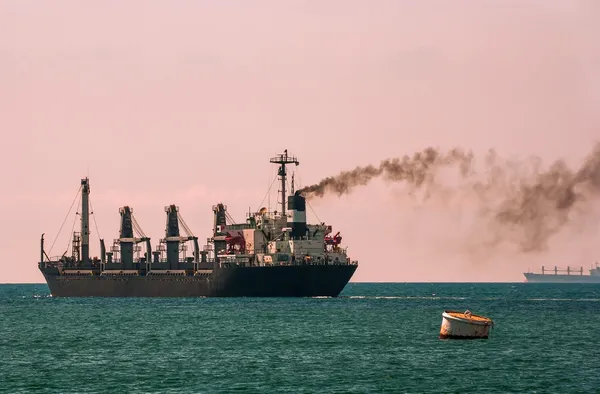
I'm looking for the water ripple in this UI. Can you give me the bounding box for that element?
[1,283,599,393]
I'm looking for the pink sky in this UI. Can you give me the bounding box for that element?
[1,0,600,283]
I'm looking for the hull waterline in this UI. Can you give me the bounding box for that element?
[43,264,357,297]
[523,273,600,284]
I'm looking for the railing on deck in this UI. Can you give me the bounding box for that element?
[218,256,358,268]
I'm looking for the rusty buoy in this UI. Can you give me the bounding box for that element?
[439,310,494,339]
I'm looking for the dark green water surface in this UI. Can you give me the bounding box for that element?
[1,283,599,393]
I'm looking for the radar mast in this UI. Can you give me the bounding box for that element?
[270,150,299,215]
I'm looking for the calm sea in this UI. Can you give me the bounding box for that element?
[1,283,599,393]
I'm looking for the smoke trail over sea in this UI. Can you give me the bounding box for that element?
[298,143,600,252]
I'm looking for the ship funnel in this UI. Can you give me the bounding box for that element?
[287,191,307,239]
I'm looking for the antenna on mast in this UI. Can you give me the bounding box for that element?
[270,150,299,215]
[291,173,295,195]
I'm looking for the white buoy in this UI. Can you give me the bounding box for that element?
[439,310,494,339]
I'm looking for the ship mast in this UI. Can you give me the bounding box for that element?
[81,177,90,264]
[269,150,299,215]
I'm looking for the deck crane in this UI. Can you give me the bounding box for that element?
[160,204,200,269]
[107,206,152,270]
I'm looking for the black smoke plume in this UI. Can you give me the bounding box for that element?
[297,143,600,252]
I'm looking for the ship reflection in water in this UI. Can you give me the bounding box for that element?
[38,151,358,297]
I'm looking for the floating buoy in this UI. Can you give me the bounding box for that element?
[439,310,494,339]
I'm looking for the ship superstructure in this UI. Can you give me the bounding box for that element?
[38,151,358,297]
[523,264,600,283]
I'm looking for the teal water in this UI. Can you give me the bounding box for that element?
[1,283,599,393]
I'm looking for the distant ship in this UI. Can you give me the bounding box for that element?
[38,151,358,297]
[523,264,600,283]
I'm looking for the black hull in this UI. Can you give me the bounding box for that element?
[42,264,358,297]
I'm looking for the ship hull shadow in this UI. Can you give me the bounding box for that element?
[44,264,358,297]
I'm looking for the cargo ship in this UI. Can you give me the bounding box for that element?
[523,264,600,283]
[38,151,358,297]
